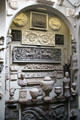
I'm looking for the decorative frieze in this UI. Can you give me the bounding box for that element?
[24,71,56,78]
[24,71,62,79]
[12,47,61,63]
[22,64,63,71]
[22,30,55,46]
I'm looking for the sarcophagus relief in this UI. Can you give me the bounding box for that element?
[12,46,61,63]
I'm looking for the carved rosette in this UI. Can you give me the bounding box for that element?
[22,30,55,46]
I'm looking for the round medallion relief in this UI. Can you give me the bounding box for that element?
[49,17,61,31]
[13,13,28,27]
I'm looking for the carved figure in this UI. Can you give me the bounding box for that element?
[71,82,77,96]
[9,88,16,100]
[63,72,71,98]
[18,73,27,87]
[8,0,18,10]
[40,76,55,101]
[72,48,78,81]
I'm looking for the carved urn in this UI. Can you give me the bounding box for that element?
[54,86,62,98]
[40,76,55,101]
[30,88,42,101]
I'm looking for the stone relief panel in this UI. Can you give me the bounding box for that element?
[8,0,19,10]
[22,30,55,46]
[49,17,61,31]
[19,90,27,102]
[22,64,63,71]
[22,104,68,120]
[23,71,56,78]
[12,46,61,63]
[13,13,28,27]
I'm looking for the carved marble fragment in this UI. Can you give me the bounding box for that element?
[8,0,19,10]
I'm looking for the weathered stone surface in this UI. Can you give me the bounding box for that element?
[22,64,63,71]
[22,30,55,46]
[10,65,19,72]
[10,74,17,80]
[22,103,68,120]
[8,0,18,10]
[12,47,61,63]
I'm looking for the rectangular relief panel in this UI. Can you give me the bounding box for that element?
[24,71,63,79]
[22,63,63,71]
[12,46,61,63]
[30,11,48,31]
[22,30,55,46]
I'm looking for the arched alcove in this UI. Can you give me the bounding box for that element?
[5,3,79,120]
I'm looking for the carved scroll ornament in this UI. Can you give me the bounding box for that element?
[22,104,67,120]
[22,31,55,46]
